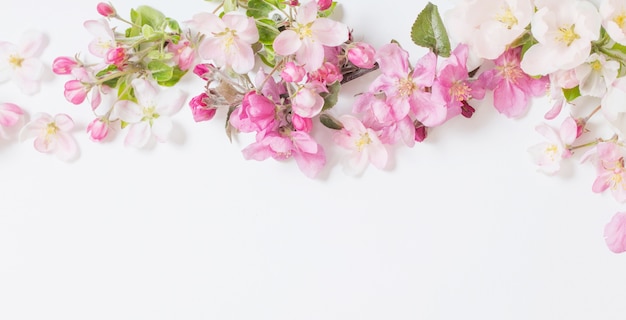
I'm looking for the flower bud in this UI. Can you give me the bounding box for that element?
[86,118,110,142]
[52,56,78,75]
[414,121,428,142]
[105,47,126,68]
[64,80,88,105]
[189,93,217,122]
[289,0,299,6]
[97,2,116,17]
[292,114,313,132]
[193,63,212,80]
[317,0,332,10]
[281,61,306,83]
[347,42,376,69]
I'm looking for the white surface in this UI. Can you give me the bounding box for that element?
[1,0,626,319]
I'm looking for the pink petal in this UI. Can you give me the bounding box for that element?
[494,81,528,118]
[229,40,256,74]
[54,132,78,161]
[559,117,578,145]
[124,122,152,148]
[0,103,23,127]
[297,1,318,24]
[151,118,173,143]
[592,175,611,193]
[376,43,410,78]
[112,100,143,123]
[131,78,158,107]
[296,38,324,72]
[186,12,223,35]
[198,37,226,65]
[311,18,348,47]
[18,30,46,58]
[273,30,301,56]
[343,151,369,176]
[54,114,74,131]
[604,212,626,253]
[156,89,185,116]
[33,135,54,153]
[293,146,326,178]
[291,131,318,154]
[412,51,437,87]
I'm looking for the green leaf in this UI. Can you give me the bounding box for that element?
[142,24,155,40]
[157,66,187,87]
[135,5,166,28]
[410,2,451,57]
[223,0,238,13]
[148,60,174,82]
[319,113,343,130]
[127,9,142,37]
[263,0,286,9]
[562,86,581,102]
[321,81,341,111]
[256,19,280,45]
[117,80,135,101]
[166,18,181,34]
[247,0,274,18]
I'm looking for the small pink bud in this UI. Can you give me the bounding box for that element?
[309,62,342,84]
[414,121,428,142]
[193,63,212,80]
[281,61,306,83]
[189,93,217,122]
[292,114,313,132]
[574,117,587,138]
[289,0,299,6]
[105,47,126,68]
[64,80,88,105]
[86,118,110,142]
[97,2,116,17]
[52,56,78,75]
[347,42,376,69]
[317,0,332,10]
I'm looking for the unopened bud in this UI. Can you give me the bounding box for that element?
[97,2,116,17]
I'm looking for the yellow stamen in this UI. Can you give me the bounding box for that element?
[397,78,416,97]
[545,144,558,161]
[496,7,518,30]
[355,132,372,151]
[295,23,314,40]
[451,82,472,101]
[557,25,580,46]
[142,106,160,125]
[614,12,626,29]
[591,60,603,71]
[8,55,24,68]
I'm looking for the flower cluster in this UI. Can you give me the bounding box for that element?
[3,0,626,253]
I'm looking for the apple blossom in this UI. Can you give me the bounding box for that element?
[586,141,626,203]
[575,53,619,98]
[86,117,110,142]
[600,0,626,45]
[528,117,578,174]
[19,113,78,161]
[84,19,116,58]
[0,30,46,95]
[0,103,24,140]
[333,115,388,176]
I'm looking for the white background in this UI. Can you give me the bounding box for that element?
[1,0,626,319]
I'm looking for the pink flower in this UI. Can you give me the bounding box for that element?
[317,0,332,11]
[86,117,110,142]
[291,114,312,132]
[97,2,116,17]
[309,61,342,85]
[84,19,116,58]
[242,130,326,178]
[113,78,185,148]
[432,44,485,119]
[528,117,577,174]
[333,115,388,175]
[52,56,78,75]
[292,83,326,118]
[0,103,24,139]
[347,42,376,69]
[587,142,626,202]
[167,38,195,71]
[229,91,276,132]
[19,113,78,161]
[479,47,549,118]
[273,1,348,72]
[193,63,212,80]
[64,80,89,105]
[281,61,306,83]
[0,30,46,95]
[104,47,126,68]
[604,212,626,253]
[367,43,446,126]
[189,93,217,122]
[189,12,259,74]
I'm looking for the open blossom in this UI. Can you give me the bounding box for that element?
[575,53,619,98]
[166,36,196,71]
[333,115,388,176]
[112,78,185,148]
[528,117,578,174]
[273,1,348,72]
[446,0,534,60]
[0,103,24,139]
[242,129,326,178]
[19,113,78,161]
[479,47,548,118]
[0,30,46,95]
[520,0,601,76]
[84,19,116,58]
[229,91,277,132]
[585,141,626,203]
[604,212,626,253]
[600,0,626,45]
[189,12,259,74]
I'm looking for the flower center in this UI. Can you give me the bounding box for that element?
[498,63,523,83]
[142,106,160,125]
[397,77,416,97]
[614,12,626,29]
[591,60,603,71]
[450,81,472,101]
[545,144,559,161]
[610,159,626,190]
[557,25,580,46]
[295,23,314,40]
[220,28,237,53]
[496,7,518,30]
[8,54,24,68]
[355,132,372,151]
[45,122,58,137]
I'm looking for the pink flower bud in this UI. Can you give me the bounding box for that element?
[292,114,313,132]
[64,80,88,105]
[193,63,212,80]
[289,0,299,6]
[189,93,217,122]
[414,122,428,142]
[317,0,332,10]
[97,2,116,17]
[105,47,126,68]
[86,118,110,142]
[52,56,78,75]
[281,61,306,83]
[309,62,342,85]
[347,42,376,69]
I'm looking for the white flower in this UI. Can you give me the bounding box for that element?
[0,30,46,95]
[446,0,533,60]
[520,0,601,76]
[601,77,626,136]
[112,78,185,148]
[575,53,619,97]
[600,0,626,45]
